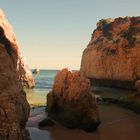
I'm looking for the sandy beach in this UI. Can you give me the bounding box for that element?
[27,103,140,140]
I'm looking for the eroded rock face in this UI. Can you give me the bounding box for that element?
[80,17,140,89]
[18,55,35,88]
[0,9,34,88]
[47,68,100,132]
[0,9,30,140]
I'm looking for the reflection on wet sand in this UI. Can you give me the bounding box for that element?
[27,104,140,140]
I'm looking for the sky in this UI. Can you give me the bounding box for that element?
[0,0,140,70]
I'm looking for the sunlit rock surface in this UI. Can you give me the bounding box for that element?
[0,9,34,88]
[18,55,35,88]
[81,17,140,89]
[47,68,100,132]
[0,9,30,140]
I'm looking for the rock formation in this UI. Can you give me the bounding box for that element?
[47,68,100,132]
[0,9,34,89]
[18,55,35,88]
[0,9,30,140]
[32,67,40,74]
[80,17,140,89]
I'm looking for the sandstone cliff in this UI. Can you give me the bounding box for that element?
[47,69,100,132]
[0,9,30,140]
[80,17,140,89]
[0,9,35,88]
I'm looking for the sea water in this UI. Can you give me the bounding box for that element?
[25,70,58,106]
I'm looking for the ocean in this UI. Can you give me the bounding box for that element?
[25,70,58,106]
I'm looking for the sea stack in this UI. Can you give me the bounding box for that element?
[80,17,140,89]
[32,67,40,74]
[0,9,30,140]
[47,68,100,132]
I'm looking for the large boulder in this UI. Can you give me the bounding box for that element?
[80,17,140,89]
[0,9,30,139]
[47,69,100,132]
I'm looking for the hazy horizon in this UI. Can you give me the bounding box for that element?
[1,0,140,69]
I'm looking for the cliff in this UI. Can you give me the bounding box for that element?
[0,9,30,139]
[80,17,140,89]
[0,9,35,88]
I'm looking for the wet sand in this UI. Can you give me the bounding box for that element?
[93,86,136,98]
[27,103,140,140]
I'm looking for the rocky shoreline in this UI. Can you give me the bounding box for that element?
[27,94,140,140]
[90,78,135,89]
[94,87,140,114]
[25,86,140,140]
[1,7,140,140]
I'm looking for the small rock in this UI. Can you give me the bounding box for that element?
[38,118,55,127]
[33,68,40,74]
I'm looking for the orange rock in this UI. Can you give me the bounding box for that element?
[18,55,35,88]
[0,9,34,88]
[47,68,100,132]
[81,17,140,89]
[0,9,30,140]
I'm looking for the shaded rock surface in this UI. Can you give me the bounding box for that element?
[80,16,140,89]
[135,80,140,93]
[0,9,30,140]
[47,68,100,132]
[38,118,55,128]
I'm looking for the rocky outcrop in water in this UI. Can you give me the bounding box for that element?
[47,68,100,132]
[0,9,30,140]
[32,67,40,74]
[80,17,140,89]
